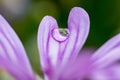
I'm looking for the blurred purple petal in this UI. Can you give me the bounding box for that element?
[91,64,120,80]
[0,15,35,80]
[54,54,92,80]
[80,48,95,54]
[92,34,120,68]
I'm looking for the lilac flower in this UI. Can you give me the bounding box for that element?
[38,7,120,80]
[0,7,120,80]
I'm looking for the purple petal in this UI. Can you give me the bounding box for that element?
[53,54,92,80]
[38,16,59,70]
[38,7,89,67]
[63,7,90,61]
[92,34,120,68]
[80,48,95,54]
[38,7,90,79]
[0,15,35,80]
[91,64,120,80]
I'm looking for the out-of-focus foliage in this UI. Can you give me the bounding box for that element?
[0,0,120,77]
[25,35,42,76]
[1,0,120,46]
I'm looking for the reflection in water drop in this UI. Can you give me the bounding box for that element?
[59,29,69,36]
[52,28,69,42]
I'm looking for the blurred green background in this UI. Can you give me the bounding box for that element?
[0,0,120,79]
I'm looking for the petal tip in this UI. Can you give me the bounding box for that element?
[68,7,90,27]
[41,16,55,22]
[70,7,89,17]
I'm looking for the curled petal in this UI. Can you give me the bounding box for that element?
[63,7,90,62]
[38,16,59,71]
[92,34,120,68]
[38,7,90,71]
[0,15,35,80]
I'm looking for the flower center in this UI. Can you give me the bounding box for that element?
[52,28,69,42]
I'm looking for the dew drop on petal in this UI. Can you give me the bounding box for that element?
[52,28,69,42]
